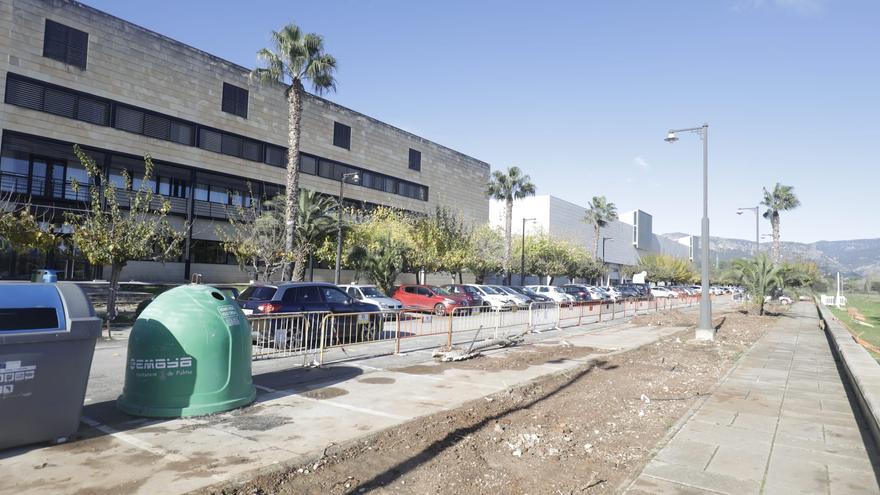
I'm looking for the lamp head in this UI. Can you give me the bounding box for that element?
[352,172,360,183]
[737,210,744,215]
[664,131,678,143]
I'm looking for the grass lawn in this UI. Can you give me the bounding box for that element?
[830,293,880,359]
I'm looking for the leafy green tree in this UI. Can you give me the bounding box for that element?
[346,245,368,283]
[726,254,782,315]
[0,195,56,255]
[463,224,504,284]
[252,22,337,281]
[761,183,801,264]
[486,166,536,284]
[365,236,405,295]
[522,235,573,285]
[67,146,184,335]
[637,253,698,285]
[219,191,290,282]
[583,196,618,258]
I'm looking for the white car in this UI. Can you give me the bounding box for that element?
[463,284,516,309]
[340,284,403,310]
[600,286,621,300]
[526,285,576,303]
[651,287,676,298]
[490,286,531,307]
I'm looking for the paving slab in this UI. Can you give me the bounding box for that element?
[627,303,880,494]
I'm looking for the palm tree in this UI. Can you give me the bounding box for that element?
[583,195,618,259]
[486,166,536,284]
[346,245,368,283]
[366,236,406,296]
[761,183,801,264]
[292,190,335,281]
[252,23,337,280]
[726,254,782,315]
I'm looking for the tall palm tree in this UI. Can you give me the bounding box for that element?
[760,183,800,264]
[486,166,536,284]
[583,195,618,259]
[252,23,337,280]
[292,190,335,281]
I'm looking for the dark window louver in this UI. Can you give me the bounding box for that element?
[76,97,109,125]
[170,121,193,145]
[265,146,284,167]
[199,129,222,153]
[43,88,76,118]
[221,83,248,119]
[333,122,351,149]
[143,113,171,140]
[242,140,262,162]
[43,19,88,70]
[408,149,421,171]
[5,77,44,110]
[221,134,243,157]
[114,105,144,134]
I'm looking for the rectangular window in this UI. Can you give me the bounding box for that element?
[265,146,284,167]
[241,140,262,162]
[198,129,222,153]
[170,121,194,146]
[221,83,248,119]
[76,97,109,126]
[220,134,242,157]
[409,149,421,171]
[333,122,351,150]
[114,105,144,134]
[318,159,334,179]
[143,113,172,141]
[43,88,76,118]
[300,155,317,175]
[43,20,88,70]
[5,75,110,126]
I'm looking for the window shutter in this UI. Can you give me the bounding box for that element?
[143,113,171,140]
[5,77,44,110]
[76,97,109,125]
[220,134,242,156]
[198,129,222,153]
[43,88,76,118]
[170,121,194,145]
[235,87,248,118]
[409,149,421,171]
[242,139,261,161]
[67,28,88,69]
[114,105,144,133]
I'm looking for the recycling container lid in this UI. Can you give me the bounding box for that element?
[0,283,66,332]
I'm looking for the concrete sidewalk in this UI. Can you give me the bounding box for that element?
[627,303,880,494]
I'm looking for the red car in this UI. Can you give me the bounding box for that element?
[392,285,468,315]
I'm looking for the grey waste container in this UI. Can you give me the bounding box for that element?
[0,282,102,450]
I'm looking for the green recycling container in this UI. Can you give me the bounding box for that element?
[117,284,256,417]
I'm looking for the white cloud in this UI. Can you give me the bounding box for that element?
[634,156,650,170]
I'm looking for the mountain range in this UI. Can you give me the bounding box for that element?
[661,234,880,277]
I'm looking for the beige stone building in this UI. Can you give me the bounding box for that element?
[0,0,490,282]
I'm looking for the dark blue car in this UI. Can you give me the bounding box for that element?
[236,282,382,346]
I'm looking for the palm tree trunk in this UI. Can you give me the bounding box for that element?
[504,198,513,284]
[771,213,780,264]
[282,82,304,281]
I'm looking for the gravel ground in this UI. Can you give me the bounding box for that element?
[208,308,776,495]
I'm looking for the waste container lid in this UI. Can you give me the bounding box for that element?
[0,283,66,332]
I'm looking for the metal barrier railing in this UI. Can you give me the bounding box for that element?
[246,294,724,365]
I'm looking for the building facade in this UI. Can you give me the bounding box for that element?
[0,0,490,282]
[489,195,700,283]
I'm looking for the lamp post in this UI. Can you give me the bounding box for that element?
[601,236,614,285]
[334,172,360,284]
[520,217,536,286]
[737,206,760,256]
[665,123,713,340]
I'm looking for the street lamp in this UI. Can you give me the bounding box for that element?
[601,236,614,285]
[737,206,760,256]
[334,172,360,284]
[520,217,536,286]
[665,123,713,340]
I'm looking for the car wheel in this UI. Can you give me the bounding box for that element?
[434,303,447,316]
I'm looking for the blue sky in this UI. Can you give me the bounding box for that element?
[85,0,878,243]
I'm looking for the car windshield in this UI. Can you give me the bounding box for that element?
[430,286,451,295]
[494,286,513,294]
[360,286,385,298]
[480,286,500,295]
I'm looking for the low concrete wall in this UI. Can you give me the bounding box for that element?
[816,302,880,451]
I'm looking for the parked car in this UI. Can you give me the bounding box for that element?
[615,286,641,299]
[561,284,593,302]
[650,287,676,298]
[236,282,382,345]
[508,286,553,303]
[490,285,531,307]
[526,285,576,303]
[339,284,403,311]
[600,286,621,301]
[442,284,488,307]
[461,284,517,309]
[392,284,468,315]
